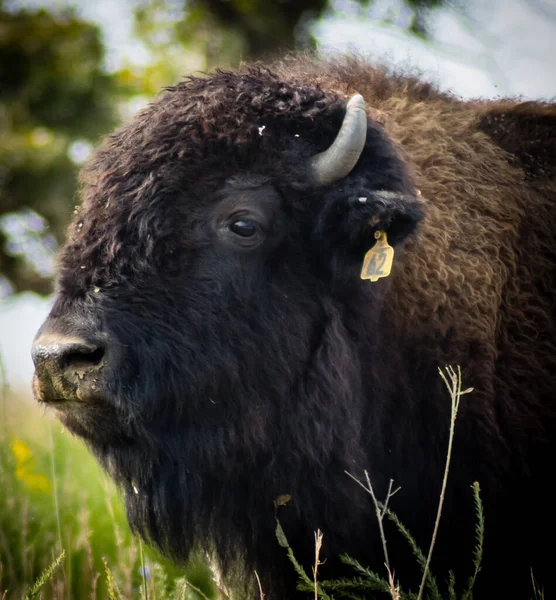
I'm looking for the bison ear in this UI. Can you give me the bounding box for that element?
[311,185,424,281]
[478,101,556,178]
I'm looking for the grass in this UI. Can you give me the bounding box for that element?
[0,369,217,599]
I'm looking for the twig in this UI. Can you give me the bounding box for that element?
[366,472,391,573]
[345,470,400,578]
[382,479,396,516]
[416,365,471,600]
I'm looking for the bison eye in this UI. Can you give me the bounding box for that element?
[229,219,258,238]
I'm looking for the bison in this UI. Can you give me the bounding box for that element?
[31,56,556,599]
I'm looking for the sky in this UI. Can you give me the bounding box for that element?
[1,0,555,392]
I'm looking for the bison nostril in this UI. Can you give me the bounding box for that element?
[32,335,107,403]
[64,346,105,371]
[32,340,105,372]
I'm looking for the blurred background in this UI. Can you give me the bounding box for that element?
[0,0,555,597]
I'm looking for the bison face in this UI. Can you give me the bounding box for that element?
[31,176,295,444]
[30,70,423,565]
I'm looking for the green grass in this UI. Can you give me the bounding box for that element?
[0,386,217,599]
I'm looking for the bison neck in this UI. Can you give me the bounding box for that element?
[103,283,540,598]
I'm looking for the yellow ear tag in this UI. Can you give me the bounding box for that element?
[360,231,394,282]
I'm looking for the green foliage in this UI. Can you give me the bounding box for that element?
[277,481,485,600]
[0,392,216,599]
[102,557,123,600]
[461,483,484,600]
[130,0,455,76]
[275,520,334,600]
[22,550,66,600]
[151,0,454,64]
[0,8,114,136]
[0,4,120,294]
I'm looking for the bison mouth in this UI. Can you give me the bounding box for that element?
[44,393,132,447]
[32,371,105,406]
[31,362,111,433]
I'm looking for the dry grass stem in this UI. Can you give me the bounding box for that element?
[254,570,265,600]
[180,579,213,600]
[386,565,401,600]
[345,470,400,580]
[531,569,545,600]
[416,365,472,600]
[313,529,325,600]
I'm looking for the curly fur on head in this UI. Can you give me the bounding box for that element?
[34,54,556,599]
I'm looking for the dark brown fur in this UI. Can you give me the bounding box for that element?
[35,56,556,598]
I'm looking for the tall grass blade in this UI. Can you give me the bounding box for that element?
[140,539,149,600]
[48,421,63,554]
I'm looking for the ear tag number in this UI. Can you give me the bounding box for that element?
[360,231,394,282]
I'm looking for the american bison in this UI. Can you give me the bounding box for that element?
[32,56,556,599]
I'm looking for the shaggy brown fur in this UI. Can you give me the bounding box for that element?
[278,56,556,596]
[33,55,556,599]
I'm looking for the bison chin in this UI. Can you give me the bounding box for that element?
[87,409,374,600]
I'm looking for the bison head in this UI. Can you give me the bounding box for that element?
[31,66,423,586]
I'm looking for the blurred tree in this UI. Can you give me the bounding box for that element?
[134,0,452,69]
[0,2,120,295]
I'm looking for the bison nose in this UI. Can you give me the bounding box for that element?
[32,334,105,403]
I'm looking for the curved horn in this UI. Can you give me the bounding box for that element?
[310,94,367,186]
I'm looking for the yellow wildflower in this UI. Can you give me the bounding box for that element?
[10,438,51,494]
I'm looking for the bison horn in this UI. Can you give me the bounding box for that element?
[310,94,367,186]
